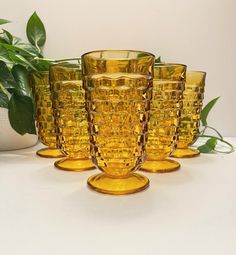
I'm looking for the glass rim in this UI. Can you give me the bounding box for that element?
[154,62,187,68]
[187,70,207,76]
[30,70,49,74]
[49,59,81,73]
[81,49,155,60]
[50,58,81,67]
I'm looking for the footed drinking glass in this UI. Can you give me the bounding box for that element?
[82,50,155,195]
[50,60,94,171]
[30,71,64,158]
[141,63,186,173]
[172,71,206,158]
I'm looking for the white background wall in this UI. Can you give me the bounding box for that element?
[2,0,236,136]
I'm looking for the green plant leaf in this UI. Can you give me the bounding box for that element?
[0,91,9,108]
[155,56,162,63]
[206,137,217,149]
[8,52,37,71]
[18,43,41,57]
[0,19,11,25]
[0,55,12,64]
[0,46,10,57]
[0,60,16,88]
[0,46,14,68]
[26,12,46,48]
[197,137,217,153]
[27,120,37,134]
[32,58,51,71]
[2,29,13,44]
[197,144,212,153]
[0,42,38,57]
[8,92,35,135]
[12,36,21,45]
[201,97,220,126]
[0,37,9,44]
[11,65,31,96]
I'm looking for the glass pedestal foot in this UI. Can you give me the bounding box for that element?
[87,173,150,195]
[36,147,64,158]
[171,148,200,158]
[141,159,180,173]
[54,158,95,171]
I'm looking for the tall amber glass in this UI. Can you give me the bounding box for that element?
[82,50,155,195]
[172,71,206,158]
[50,60,94,171]
[141,63,186,173]
[30,71,64,158]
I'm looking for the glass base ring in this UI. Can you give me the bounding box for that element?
[87,173,150,195]
[141,159,180,173]
[171,148,200,158]
[36,147,64,158]
[54,158,95,171]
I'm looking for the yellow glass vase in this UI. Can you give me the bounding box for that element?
[82,50,155,195]
[30,71,64,158]
[50,60,95,171]
[172,71,206,158]
[141,63,186,173]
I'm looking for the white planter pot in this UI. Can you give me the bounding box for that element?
[0,108,38,151]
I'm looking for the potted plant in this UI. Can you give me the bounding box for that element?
[0,12,50,150]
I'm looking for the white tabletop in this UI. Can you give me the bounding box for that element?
[0,138,236,255]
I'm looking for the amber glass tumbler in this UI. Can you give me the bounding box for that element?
[50,60,94,171]
[82,50,155,195]
[30,71,64,158]
[172,71,206,158]
[141,63,186,173]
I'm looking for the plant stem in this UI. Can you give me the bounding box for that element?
[205,126,223,139]
[199,126,207,136]
[199,134,235,153]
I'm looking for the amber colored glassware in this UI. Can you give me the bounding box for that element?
[50,59,95,171]
[30,71,64,158]
[141,63,186,173]
[82,50,155,195]
[172,71,206,158]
